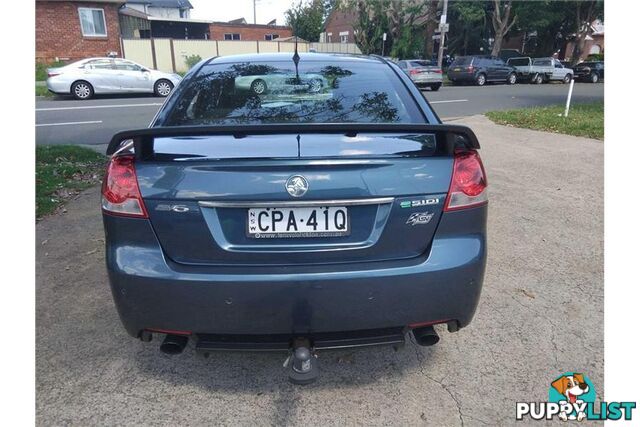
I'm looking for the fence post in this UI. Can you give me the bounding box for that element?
[169,39,176,73]
[278,41,281,52]
[215,40,219,56]
[256,40,260,53]
[150,37,158,70]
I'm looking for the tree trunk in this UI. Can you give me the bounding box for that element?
[422,0,439,59]
[490,0,516,57]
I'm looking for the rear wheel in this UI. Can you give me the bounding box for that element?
[562,74,572,84]
[71,80,93,100]
[430,83,441,91]
[590,72,599,83]
[532,74,543,84]
[308,78,323,93]
[507,73,517,85]
[250,79,267,95]
[475,73,486,86]
[154,79,174,97]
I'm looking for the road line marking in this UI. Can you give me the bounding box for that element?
[430,99,469,104]
[36,103,163,112]
[36,120,103,127]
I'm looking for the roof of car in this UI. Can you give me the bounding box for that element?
[206,53,385,65]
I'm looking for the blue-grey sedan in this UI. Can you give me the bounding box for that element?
[102,53,487,382]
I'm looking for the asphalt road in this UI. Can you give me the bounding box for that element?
[36,116,603,425]
[35,82,604,147]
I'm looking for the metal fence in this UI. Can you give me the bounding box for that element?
[121,38,362,72]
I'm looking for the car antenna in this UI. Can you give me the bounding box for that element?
[292,35,301,83]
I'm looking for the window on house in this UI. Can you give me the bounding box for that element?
[327,33,332,43]
[339,31,349,44]
[224,33,241,41]
[78,8,107,37]
[264,34,279,41]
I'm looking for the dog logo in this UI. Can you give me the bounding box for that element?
[285,175,309,198]
[549,373,595,421]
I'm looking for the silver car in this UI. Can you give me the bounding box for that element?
[46,58,182,100]
[234,72,328,95]
[397,60,443,91]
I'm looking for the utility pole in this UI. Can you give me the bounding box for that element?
[253,0,257,24]
[381,32,387,56]
[437,0,449,68]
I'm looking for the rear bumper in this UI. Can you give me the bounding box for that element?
[104,206,487,340]
[411,76,443,85]
[46,79,70,94]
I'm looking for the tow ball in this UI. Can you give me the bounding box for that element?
[284,338,319,385]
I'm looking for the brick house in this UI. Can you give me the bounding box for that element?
[208,22,292,42]
[36,0,124,63]
[319,8,357,43]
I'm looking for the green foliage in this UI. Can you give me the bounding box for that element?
[587,53,604,61]
[486,102,604,140]
[184,54,202,69]
[447,1,488,56]
[285,0,326,42]
[36,145,105,217]
[36,60,67,81]
[35,84,53,97]
[351,0,392,55]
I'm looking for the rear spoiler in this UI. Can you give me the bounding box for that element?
[107,123,480,157]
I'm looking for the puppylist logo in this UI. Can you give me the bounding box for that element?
[516,372,636,421]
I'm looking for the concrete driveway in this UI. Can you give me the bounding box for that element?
[36,115,603,425]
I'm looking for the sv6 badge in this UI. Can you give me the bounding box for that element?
[406,212,434,226]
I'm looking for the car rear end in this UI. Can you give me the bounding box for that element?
[447,56,477,83]
[45,59,87,95]
[574,62,596,81]
[102,54,487,355]
[406,60,443,88]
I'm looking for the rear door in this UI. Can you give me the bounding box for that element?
[84,59,118,92]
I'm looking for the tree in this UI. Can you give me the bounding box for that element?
[350,0,391,55]
[447,1,487,56]
[285,0,326,42]
[490,0,517,56]
[570,0,604,63]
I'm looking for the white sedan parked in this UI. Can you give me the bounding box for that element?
[46,58,182,100]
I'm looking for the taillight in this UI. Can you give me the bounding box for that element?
[47,72,60,78]
[410,69,419,75]
[467,65,474,72]
[433,69,443,74]
[101,155,148,218]
[444,151,488,211]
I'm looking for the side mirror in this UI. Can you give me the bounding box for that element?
[141,68,149,72]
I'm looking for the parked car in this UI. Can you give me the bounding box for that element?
[397,59,443,91]
[235,72,328,95]
[573,61,604,83]
[103,53,488,382]
[46,57,182,100]
[531,58,574,83]
[507,57,554,84]
[447,56,517,86]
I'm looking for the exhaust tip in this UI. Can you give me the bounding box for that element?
[412,326,440,347]
[160,334,189,355]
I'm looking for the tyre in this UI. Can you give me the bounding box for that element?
[590,72,599,83]
[532,74,543,84]
[71,80,93,100]
[250,79,267,95]
[475,73,486,86]
[154,79,174,97]
[562,74,572,84]
[430,83,441,91]
[308,78,323,93]
[507,73,517,85]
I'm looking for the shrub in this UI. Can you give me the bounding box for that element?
[184,54,202,70]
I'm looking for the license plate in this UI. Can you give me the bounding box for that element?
[247,206,349,238]
[454,67,462,71]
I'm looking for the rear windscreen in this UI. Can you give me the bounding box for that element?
[163,60,425,126]
[450,57,473,67]
[508,58,529,66]
[533,59,551,66]
[410,60,435,67]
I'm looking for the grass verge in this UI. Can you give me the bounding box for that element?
[36,84,54,98]
[485,102,603,140]
[36,145,106,218]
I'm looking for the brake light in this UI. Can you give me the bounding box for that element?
[410,69,419,75]
[101,155,148,218]
[433,69,443,74]
[47,72,60,78]
[467,65,474,72]
[444,151,488,211]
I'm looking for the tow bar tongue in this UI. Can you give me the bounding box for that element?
[285,338,319,385]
